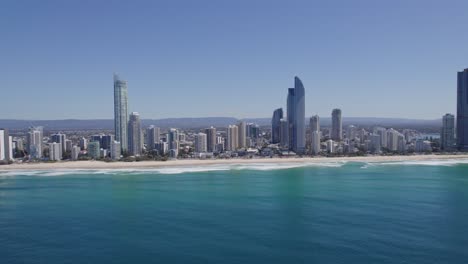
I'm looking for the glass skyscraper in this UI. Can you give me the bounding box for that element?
[114,74,128,153]
[271,108,283,144]
[457,69,468,151]
[286,77,305,154]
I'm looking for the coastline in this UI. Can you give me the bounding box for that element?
[1,154,468,171]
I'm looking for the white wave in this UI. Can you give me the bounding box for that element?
[0,161,348,176]
[366,159,468,167]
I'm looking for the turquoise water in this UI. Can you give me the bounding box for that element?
[1,161,468,263]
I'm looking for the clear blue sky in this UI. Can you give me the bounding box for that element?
[1,0,467,120]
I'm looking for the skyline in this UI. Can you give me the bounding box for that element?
[2,0,468,119]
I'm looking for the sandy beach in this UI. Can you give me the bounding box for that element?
[1,154,468,171]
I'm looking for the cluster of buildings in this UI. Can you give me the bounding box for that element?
[1,69,468,163]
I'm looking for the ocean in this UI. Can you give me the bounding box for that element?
[1,160,468,263]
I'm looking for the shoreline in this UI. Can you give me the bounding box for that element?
[1,154,468,171]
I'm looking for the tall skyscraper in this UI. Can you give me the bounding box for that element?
[310,115,320,133]
[205,127,217,152]
[457,68,468,151]
[79,137,87,150]
[271,108,283,144]
[237,121,246,148]
[194,133,208,153]
[27,127,43,160]
[311,131,321,155]
[0,128,12,161]
[128,112,142,156]
[146,126,160,150]
[168,128,179,151]
[280,119,289,148]
[114,73,129,153]
[331,109,343,141]
[286,77,306,154]
[48,142,62,161]
[441,113,455,151]
[227,125,239,151]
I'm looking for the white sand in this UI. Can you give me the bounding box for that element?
[2,154,468,171]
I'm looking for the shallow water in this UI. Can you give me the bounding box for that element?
[1,161,468,263]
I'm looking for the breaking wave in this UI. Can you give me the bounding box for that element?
[0,162,347,177]
[1,158,467,177]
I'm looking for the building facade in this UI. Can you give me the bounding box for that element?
[128,112,142,156]
[331,109,342,141]
[114,73,129,153]
[441,113,455,151]
[205,127,217,152]
[457,68,468,151]
[287,77,306,154]
[227,125,239,151]
[194,132,208,153]
[271,108,283,144]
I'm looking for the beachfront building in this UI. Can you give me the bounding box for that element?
[146,126,160,151]
[227,125,239,151]
[441,113,456,151]
[287,77,306,154]
[205,127,217,152]
[71,145,80,160]
[237,121,246,149]
[128,112,142,156]
[114,73,129,153]
[194,132,208,153]
[27,127,43,160]
[271,108,283,144]
[457,68,468,151]
[0,129,12,161]
[331,109,342,141]
[88,141,101,159]
[280,119,289,149]
[48,142,62,161]
[311,131,321,155]
[110,141,121,160]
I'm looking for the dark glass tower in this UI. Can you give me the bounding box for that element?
[457,69,468,151]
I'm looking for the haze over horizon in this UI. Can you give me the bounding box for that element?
[2,0,467,120]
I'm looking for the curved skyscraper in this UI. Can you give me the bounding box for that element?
[286,76,306,154]
[114,74,128,153]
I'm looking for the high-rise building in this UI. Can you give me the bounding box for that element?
[114,73,129,153]
[375,127,387,148]
[168,128,179,150]
[346,125,356,140]
[48,142,62,161]
[331,109,342,141]
[110,141,121,160]
[194,132,208,153]
[0,129,12,161]
[51,133,67,153]
[310,115,320,133]
[227,125,239,151]
[88,141,101,159]
[128,112,142,156]
[441,113,455,151]
[326,139,334,153]
[237,121,246,148]
[79,137,87,150]
[280,119,289,148]
[386,128,399,152]
[457,68,468,151]
[311,131,321,155]
[286,77,306,153]
[271,108,283,144]
[71,145,80,160]
[146,126,160,150]
[205,127,217,152]
[370,134,381,154]
[27,127,43,160]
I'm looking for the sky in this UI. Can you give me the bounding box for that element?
[1,0,468,120]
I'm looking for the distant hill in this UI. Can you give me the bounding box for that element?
[0,117,441,130]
